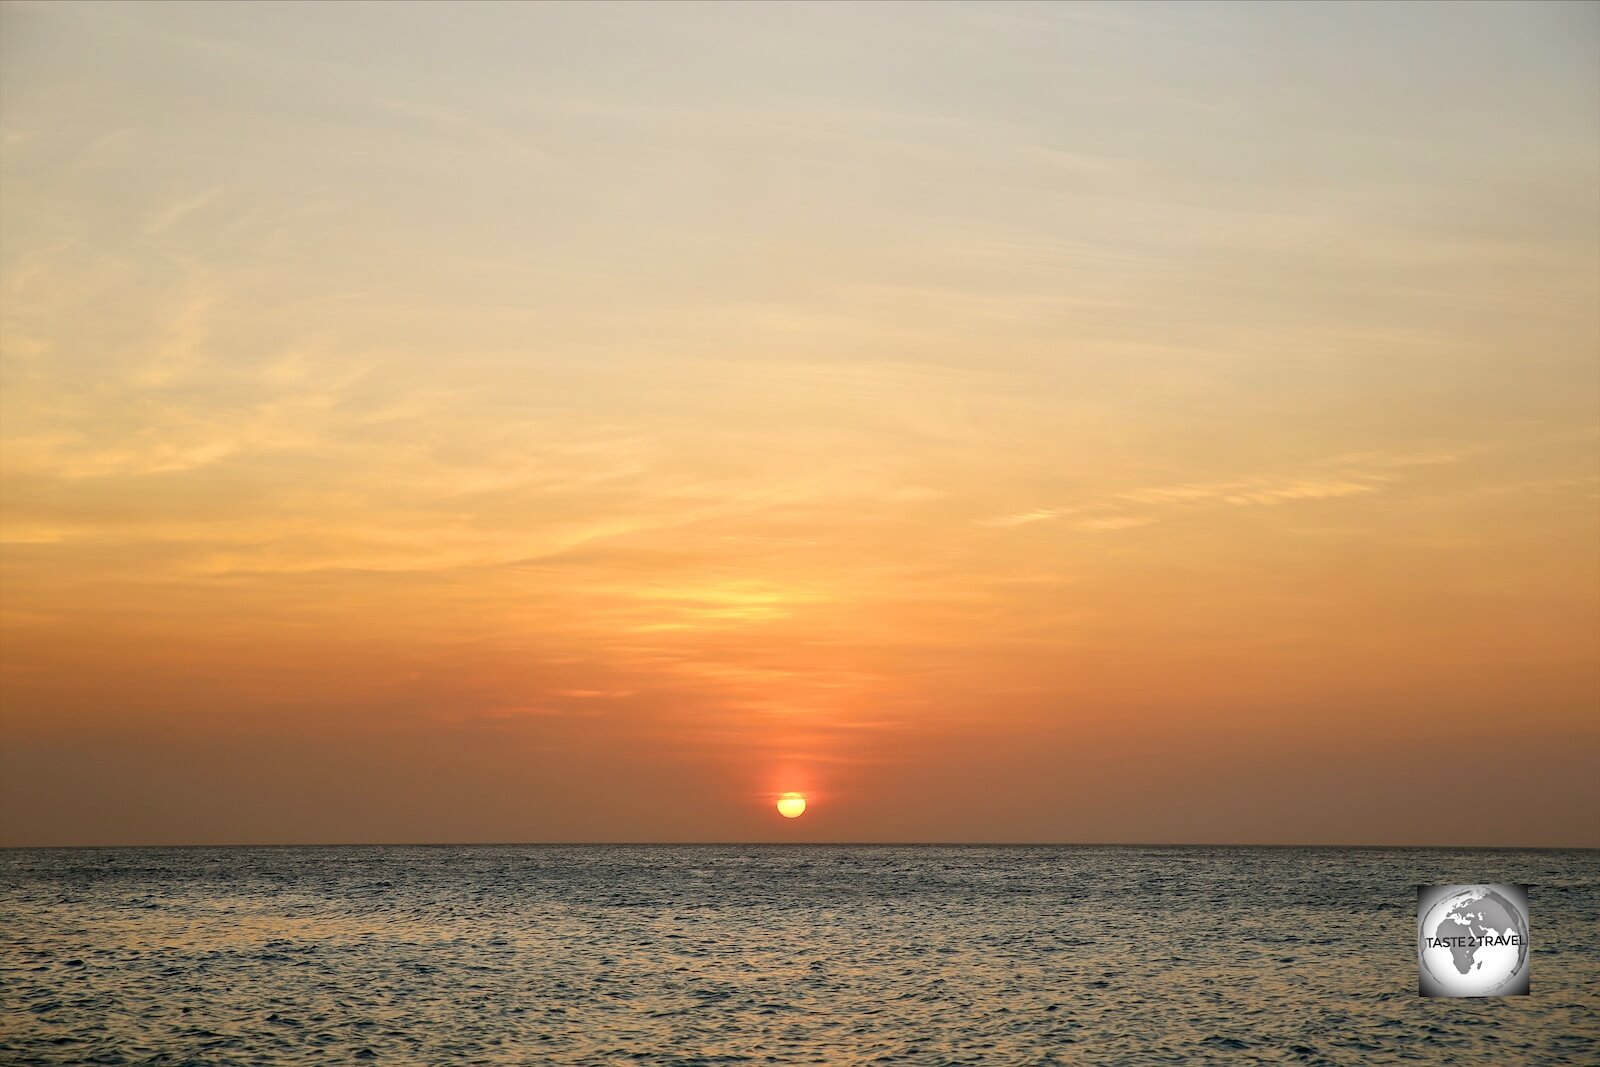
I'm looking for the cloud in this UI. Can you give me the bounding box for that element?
[1213,480,1380,506]
[977,507,1077,528]
[886,486,946,503]
[975,453,1456,531]
[143,187,223,237]
[1074,515,1155,531]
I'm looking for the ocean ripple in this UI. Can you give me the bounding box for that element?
[1,845,1597,1065]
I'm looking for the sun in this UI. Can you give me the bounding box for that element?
[776,792,807,819]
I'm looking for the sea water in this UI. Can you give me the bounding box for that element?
[2,845,1596,1065]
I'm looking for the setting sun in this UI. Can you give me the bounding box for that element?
[776,793,807,819]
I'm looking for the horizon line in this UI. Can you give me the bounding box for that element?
[4,840,1596,851]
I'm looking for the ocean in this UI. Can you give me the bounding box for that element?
[2,845,1596,1065]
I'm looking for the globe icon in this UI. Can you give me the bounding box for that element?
[1418,885,1529,997]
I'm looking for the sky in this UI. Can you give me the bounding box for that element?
[1,1,1597,847]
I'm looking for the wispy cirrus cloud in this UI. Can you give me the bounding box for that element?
[975,451,1472,531]
[976,507,1077,528]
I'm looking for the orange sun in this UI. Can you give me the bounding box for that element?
[776,792,807,818]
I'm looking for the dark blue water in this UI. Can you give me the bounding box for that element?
[2,846,1596,1065]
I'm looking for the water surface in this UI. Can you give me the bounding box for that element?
[2,845,1596,1064]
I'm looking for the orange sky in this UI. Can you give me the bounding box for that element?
[2,2,1597,846]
